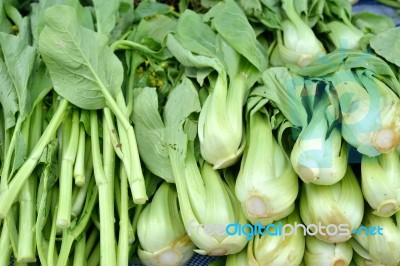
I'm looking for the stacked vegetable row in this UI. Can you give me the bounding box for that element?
[0,0,399,266]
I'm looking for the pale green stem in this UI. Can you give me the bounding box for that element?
[87,242,101,266]
[0,222,13,265]
[85,229,99,259]
[0,116,23,191]
[73,234,86,266]
[90,110,116,266]
[18,102,43,262]
[57,109,80,228]
[0,99,69,219]
[117,164,129,266]
[48,205,59,266]
[74,122,86,186]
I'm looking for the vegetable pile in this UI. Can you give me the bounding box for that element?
[0,0,399,265]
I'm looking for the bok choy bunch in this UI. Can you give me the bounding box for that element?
[321,0,364,50]
[361,150,400,217]
[137,182,195,266]
[166,1,266,169]
[300,167,364,243]
[275,0,326,67]
[235,96,298,225]
[304,236,353,266]
[132,78,248,255]
[290,89,347,185]
[351,210,400,265]
[253,67,347,185]
[247,210,305,266]
[181,158,248,256]
[299,50,400,157]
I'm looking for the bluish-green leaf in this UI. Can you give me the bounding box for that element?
[0,33,36,119]
[134,2,170,19]
[92,0,119,35]
[0,56,18,130]
[176,10,217,57]
[205,0,265,71]
[38,5,123,110]
[132,87,174,183]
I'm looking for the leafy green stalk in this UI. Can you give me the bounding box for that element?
[18,102,43,262]
[0,99,69,219]
[0,31,36,191]
[57,109,80,228]
[90,110,117,266]
[87,242,101,266]
[71,155,93,217]
[36,139,59,266]
[0,116,23,190]
[57,178,97,266]
[73,121,86,186]
[116,93,147,204]
[0,222,12,265]
[85,228,100,259]
[47,205,59,266]
[73,234,86,266]
[117,164,130,266]
[6,205,19,261]
[38,5,147,204]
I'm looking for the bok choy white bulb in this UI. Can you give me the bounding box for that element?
[278,0,325,67]
[235,102,298,225]
[351,211,400,265]
[361,150,400,217]
[176,143,248,256]
[137,183,195,266]
[300,167,364,243]
[304,236,353,266]
[290,95,347,185]
[198,74,246,169]
[247,210,305,266]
